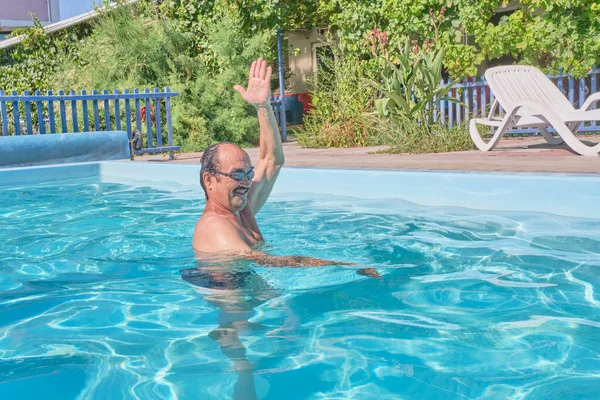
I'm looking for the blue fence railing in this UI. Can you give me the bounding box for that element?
[439,68,600,135]
[0,87,180,157]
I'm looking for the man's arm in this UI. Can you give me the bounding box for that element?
[240,251,352,268]
[234,58,285,215]
[197,220,380,277]
[240,252,381,278]
[203,221,352,267]
[247,103,284,214]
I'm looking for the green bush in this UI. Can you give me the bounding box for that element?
[296,41,475,154]
[297,45,378,148]
[371,116,475,154]
[365,40,459,123]
[322,0,599,79]
[0,17,91,92]
[51,6,275,150]
[170,19,273,150]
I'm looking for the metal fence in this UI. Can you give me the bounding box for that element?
[0,87,180,157]
[4,68,596,151]
[439,68,600,135]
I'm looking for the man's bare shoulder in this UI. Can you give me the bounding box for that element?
[194,213,237,240]
[193,214,249,253]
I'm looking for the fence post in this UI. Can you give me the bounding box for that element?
[134,88,142,139]
[153,88,163,148]
[70,90,79,132]
[165,87,175,160]
[82,90,90,132]
[0,90,8,136]
[92,89,100,131]
[58,90,67,133]
[472,81,478,119]
[592,71,598,128]
[143,88,153,148]
[557,74,564,95]
[568,75,575,105]
[114,89,121,131]
[35,90,45,134]
[439,79,446,124]
[24,91,33,135]
[47,90,56,133]
[449,81,454,127]
[124,89,132,140]
[11,91,20,135]
[456,83,463,125]
[103,89,111,130]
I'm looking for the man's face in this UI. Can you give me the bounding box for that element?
[205,146,253,212]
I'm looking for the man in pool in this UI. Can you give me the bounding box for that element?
[191,58,379,277]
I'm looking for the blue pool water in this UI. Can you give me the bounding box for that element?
[1,176,599,399]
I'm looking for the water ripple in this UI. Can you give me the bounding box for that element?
[1,181,599,399]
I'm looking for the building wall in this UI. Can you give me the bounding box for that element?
[0,0,49,21]
[58,0,103,20]
[0,0,50,29]
[286,29,327,94]
[0,0,102,32]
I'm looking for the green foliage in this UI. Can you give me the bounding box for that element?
[52,6,274,150]
[443,43,484,80]
[53,6,194,89]
[0,17,91,92]
[148,0,226,71]
[365,40,459,122]
[313,0,599,79]
[372,116,475,154]
[2,0,598,91]
[469,1,600,77]
[150,0,322,74]
[296,39,474,153]
[169,18,273,150]
[297,47,378,148]
[228,0,324,32]
[324,1,462,66]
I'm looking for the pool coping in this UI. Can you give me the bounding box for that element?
[2,161,600,219]
[4,160,599,178]
[134,138,600,174]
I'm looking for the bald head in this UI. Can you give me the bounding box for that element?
[199,142,250,199]
[214,143,249,165]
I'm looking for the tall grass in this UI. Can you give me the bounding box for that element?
[371,116,475,153]
[295,43,475,153]
[297,48,378,148]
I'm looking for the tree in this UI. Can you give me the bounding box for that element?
[311,0,599,79]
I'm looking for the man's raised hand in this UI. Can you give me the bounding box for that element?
[234,58,272,107]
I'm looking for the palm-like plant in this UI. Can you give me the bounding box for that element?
[365,39,460,123]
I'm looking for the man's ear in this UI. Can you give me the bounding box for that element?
[203,173,212,189]
[200,171,210,191]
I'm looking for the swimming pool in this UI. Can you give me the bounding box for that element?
[1,162,599,399]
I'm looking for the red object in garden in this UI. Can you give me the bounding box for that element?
[140,104,156,125]
[297,93,314,113]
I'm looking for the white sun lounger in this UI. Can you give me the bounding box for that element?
[469,65,600,156]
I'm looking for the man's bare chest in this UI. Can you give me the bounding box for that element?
[237,211,263,244]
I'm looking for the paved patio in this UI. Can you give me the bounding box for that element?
[136,136,600,174]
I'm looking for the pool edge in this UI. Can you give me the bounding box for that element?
[2,161,599,219]
[0,162,102,186]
